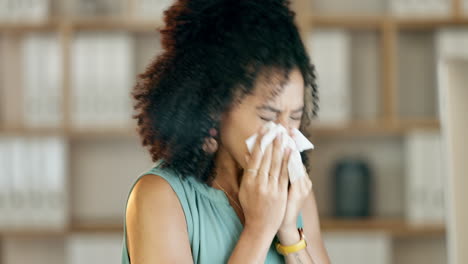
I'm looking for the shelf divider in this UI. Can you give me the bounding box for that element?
[381,18,397,125]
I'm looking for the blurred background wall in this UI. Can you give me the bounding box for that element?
[1,0,467,263]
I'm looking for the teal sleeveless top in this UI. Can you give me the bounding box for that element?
[121,159,303,263]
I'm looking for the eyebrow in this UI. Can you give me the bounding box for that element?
[256,104,304,114]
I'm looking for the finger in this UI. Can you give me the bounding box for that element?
[279,147,292,190]
[305,175,313,192]
[292,162,308,190]
[258,139,273,185]
[208,138,218,152]
[245,125,269,177]
[269,133,283,184]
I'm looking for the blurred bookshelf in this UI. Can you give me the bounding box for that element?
[2,0,466,263]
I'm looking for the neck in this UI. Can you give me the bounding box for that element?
[213,147,243,195]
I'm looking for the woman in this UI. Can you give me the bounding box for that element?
[122,0,330,263]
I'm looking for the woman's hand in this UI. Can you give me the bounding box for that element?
[239,125,293,236]
[277,129,313,238]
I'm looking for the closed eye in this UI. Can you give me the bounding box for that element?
[260,117,274,122]
[260,116,301,121]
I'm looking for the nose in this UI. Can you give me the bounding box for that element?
[276,118,294,137]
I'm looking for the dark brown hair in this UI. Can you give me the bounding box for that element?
[131,0,319,183]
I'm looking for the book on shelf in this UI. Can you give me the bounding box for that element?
[21,32,63,128]
[0,35,23,129]
[67,234,122,264]
[404,130,445,226]
[134,34,163,74]
[131,0,173,21]
[62,0,126,17]
[0,136,68,230]
[389,0,451,17]
[323,232,392,264]
[0,0,49,22]
[71,32,134,130]
[436,54,468,264]
[0,137,8,226]
[436,28,468,60]
[307,29,351,126]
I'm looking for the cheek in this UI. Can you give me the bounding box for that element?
[220,119,263,164]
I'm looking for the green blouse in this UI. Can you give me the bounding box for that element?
[121,159,303,263]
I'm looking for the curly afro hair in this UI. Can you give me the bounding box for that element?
[131,0,319,184]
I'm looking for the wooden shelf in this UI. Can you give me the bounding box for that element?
[0,218,445,238]
[68,127,138,140]
[0,17,61,31]
[0,127,137,138]
[397,119,441,131]
[0,17,164,32]
[69,17,163,32]
[70,221,123,234]
[308,119,440,137]
[2,15,468,32]
[0,228,68,238]
[308,15,385,29]
[0,127,67,137]
[396,17,468,29]
[307,15,468,29]
[0,120,440,139]
[320,218,446,238]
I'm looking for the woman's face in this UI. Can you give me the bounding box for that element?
[219,67,304,169]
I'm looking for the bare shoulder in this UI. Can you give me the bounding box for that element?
[126,173,193,263]
[302,188,332,264]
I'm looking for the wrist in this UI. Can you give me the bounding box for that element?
[243,223,276,243]
[277,226,301,245]
[275,228,307,256]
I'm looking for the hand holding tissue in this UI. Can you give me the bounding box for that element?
[245,121,314,182]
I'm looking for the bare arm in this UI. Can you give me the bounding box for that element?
[227,226,275,263]
[301,188,331,264]
[278,227,315,264]
[277,189,331,264]
[126,175,194,263]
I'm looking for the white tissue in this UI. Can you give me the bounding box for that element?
[245,121,314,182]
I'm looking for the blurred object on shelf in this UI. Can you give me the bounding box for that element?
[67,234,122,264]
[0,136,68,231]
[397,30,438,120]
[62,0,126,17]
[404,130,445,226]
[437,55,468,264]
[323,232,391,264]
[0,34,23,129]
[0,0,50,22]
[390,0,451,18]
[307,29,351,126]
[71,31,134,129]
[130,0,173,21]
[310,0,386,15]
[21,32,63,129]
[332,157,372,218]
[436,28,468,59]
